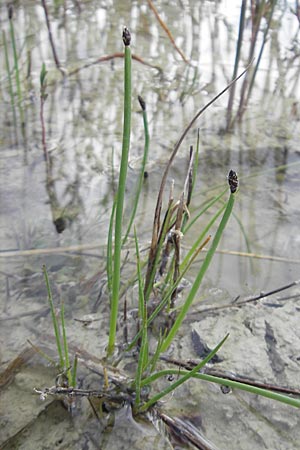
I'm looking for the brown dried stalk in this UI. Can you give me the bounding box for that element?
[147,0,190,64]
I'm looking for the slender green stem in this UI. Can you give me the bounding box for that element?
[108,29,132,356]
[71,354,78,388]
[123,96,150,244]
[139,334,229,411]
[161,192,236,352]
[106,199,116,295]
[60,300,72,386]
[134,228,148,407]
[42,265,64,369]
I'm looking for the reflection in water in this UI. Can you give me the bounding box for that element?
[1,1,300,449]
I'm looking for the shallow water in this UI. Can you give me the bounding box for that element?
[1,1,300,449]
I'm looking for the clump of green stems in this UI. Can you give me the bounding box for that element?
[105,27,300,412]
[42,27,300,415]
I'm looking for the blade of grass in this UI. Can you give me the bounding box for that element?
[108,28,132,356]
[42,265,64,369]
[161,188,236,353]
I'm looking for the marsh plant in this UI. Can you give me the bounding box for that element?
[37,27,300,448]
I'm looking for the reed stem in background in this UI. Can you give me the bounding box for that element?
[226,0,246,130]
[40,63,49,165]
[8,5,24,128]
[41,0,64,75]
[108,28,132,356]
[3,29,17,128]
[161,182,237,353]
[245,0,277,108]
[147,0,189,64]
[236,1,265,122]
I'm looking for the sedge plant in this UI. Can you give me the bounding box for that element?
[38,27,300,429]
[105,29,300,413]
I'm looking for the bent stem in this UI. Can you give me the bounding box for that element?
[139,333,229,411]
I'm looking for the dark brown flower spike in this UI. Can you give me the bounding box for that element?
[122,27,131,46]
[228,170,239,193]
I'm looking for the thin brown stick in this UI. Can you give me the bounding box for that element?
[68,52,162,77]
[41,0,65,76]
[192,279,300,315]
[157,410,218,450]
[147,0,190,64]
[0,346,36,388]
[0,243,104,257]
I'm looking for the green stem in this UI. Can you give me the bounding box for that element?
[123,96,150,244]
[161,192,236,352]
[60,300,72,386]
[42,265,64,369]
[140,369,300,410]
[107,29,132,356]
[71,354,78,388]
[134,229,148,407]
